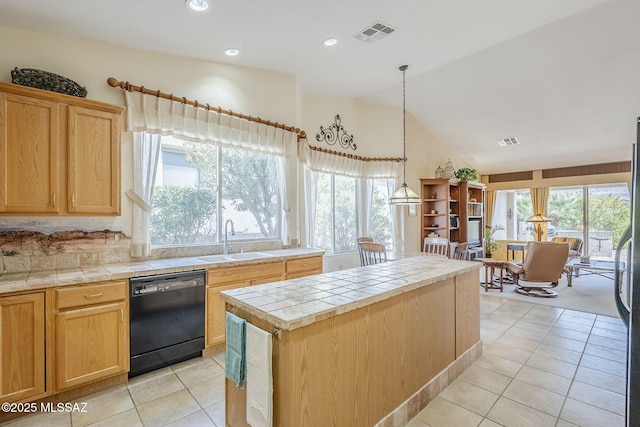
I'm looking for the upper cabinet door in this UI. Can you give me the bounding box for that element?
[67,106,121,215]
[0,93,60,213]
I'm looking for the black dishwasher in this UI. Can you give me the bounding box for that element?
[129,270,206,377]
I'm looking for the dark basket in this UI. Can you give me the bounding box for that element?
[11,67,87,98]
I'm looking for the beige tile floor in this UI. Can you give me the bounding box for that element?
[2,294,628,427]
[409,293,627,427]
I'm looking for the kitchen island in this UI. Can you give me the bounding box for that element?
[221,254,482,427]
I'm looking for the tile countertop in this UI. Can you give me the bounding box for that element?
[221,253,481,332]
[0,248,325,295]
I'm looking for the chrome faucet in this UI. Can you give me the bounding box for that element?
[223,219,235,254]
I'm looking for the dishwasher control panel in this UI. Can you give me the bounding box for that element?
[130,270,206,296]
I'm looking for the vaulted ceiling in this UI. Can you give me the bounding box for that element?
[2,0,638,174]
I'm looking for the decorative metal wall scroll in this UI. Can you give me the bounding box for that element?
[315,114,356,150]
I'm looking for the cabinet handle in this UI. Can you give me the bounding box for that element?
[85,293,103,299]
[72,194,76,207]
[52,193,56,207]
[120,308,124,322]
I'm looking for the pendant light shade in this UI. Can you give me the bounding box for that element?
[389,65,421,206]
[390,182,422,205]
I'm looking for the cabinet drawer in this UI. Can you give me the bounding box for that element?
[207,261,284,286]
[286,256,323,275]
[57,280,127,310]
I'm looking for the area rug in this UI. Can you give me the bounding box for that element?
[479,270,622,318]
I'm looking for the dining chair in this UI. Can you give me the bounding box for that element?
[452,242,471,260]
[423,237,450,257]
[357,237,374,265]
[359,242,387,266]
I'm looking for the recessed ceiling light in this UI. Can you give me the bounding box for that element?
[224,48,240,56]
[323,37,338,47]
[186,0,209,12]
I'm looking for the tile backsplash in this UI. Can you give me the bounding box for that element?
[0,230,286,274]
[0,230,130,274]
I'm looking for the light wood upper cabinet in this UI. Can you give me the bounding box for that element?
[0,92,60,213]
[0,82,124,216]
[0,292,46,402]
[67,106,121,214]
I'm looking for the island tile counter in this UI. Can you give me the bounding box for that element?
[222,254,483,427]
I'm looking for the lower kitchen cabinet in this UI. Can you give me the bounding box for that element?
[207,283,246,347]
[55,281,129,390]
[205,255,323,348]
[285,255,323,279]
[0,292,46,402]
[206,261,285,348]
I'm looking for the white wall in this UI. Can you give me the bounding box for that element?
[0,26,297,237]
[301,94,468,252]
[0,25,462,255]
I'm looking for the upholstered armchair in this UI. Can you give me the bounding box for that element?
[505,241,570,297]
[551,237,583,260]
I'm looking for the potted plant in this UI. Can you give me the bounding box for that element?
[485,224,504,258]
[454,167,478,182]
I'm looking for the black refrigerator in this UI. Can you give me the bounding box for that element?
[614,118,640,426]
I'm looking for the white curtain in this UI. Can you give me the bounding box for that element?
[357,178,372,239]
[129,132,161,258]
[124,91,299,246]
[299,140,401,249]
[303,167,318,247]
[298,141,401,179]
[125,91,291,156]
[276,133,298,245]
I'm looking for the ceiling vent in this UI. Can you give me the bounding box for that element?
[497,137,520,147]
[354,22,395,43]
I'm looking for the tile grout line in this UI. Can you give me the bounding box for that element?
[476,297,552,425]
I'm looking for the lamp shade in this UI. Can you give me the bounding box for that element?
[389,182,421,205]
[526,214,551,223]
[526,213,551,242]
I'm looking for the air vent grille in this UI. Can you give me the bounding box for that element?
[354,22,395,43]
[497,137,520,147]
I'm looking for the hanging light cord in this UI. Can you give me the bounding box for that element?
[400,64,408,185]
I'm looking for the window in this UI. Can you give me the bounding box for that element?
[313,173,358,253]
[309,172,395,254]
[150,136,280,246]
[368,179,394,248]
[493,184,630,260]
[549,184,630,259]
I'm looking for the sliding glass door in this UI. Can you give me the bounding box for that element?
[547,184,629,260]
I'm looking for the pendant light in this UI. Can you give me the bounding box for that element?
[389,65,421,205]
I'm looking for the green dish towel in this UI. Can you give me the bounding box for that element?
[225,312,247,388]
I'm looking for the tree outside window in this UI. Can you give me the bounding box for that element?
[150,137,280,246]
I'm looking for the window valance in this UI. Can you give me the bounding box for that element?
[124,91,295,157]
[299,141,402,179]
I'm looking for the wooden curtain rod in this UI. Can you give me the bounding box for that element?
[308,145,404,162]
[106,77,307,140]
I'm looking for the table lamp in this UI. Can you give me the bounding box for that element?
[527,214,552,242]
